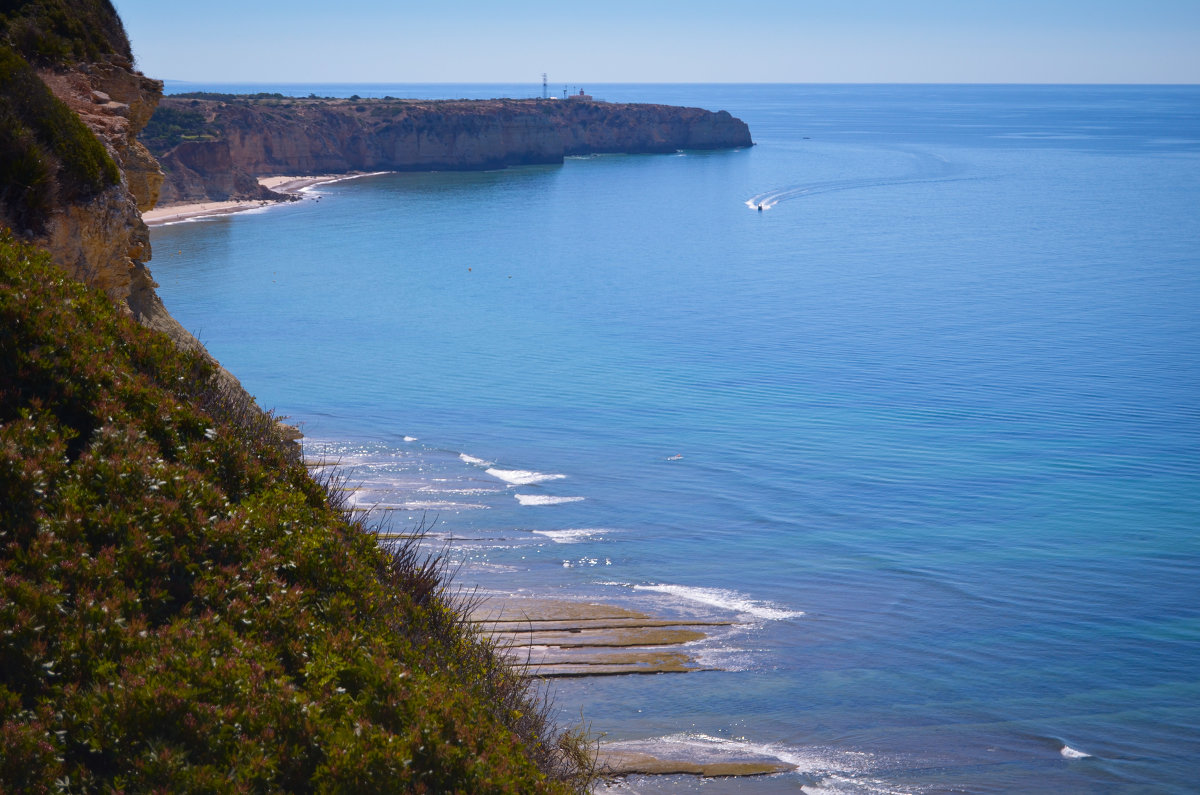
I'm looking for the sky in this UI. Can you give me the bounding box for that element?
[111,0,1200,84]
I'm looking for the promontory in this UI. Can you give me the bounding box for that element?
[143,93,754,203]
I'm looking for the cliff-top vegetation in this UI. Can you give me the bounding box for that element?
[0,0,130,67]
[0,1,124,231]
[0,229,593,791]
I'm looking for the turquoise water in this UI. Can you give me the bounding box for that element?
[149,85,1200,793]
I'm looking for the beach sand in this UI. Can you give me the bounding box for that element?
[142,173,386,226]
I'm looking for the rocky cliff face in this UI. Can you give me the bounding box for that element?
[28,59,256,400]
[1,0,265,418]
[34,59,162,313]
[146,96,754,203]
[550,101,753,155]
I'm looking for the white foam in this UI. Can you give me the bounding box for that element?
[693,646,754,672]
[515,494,585,506]
[459,453,492,466]
[629,583,804,620]
[369,501,489,511]
[745,197,778,211]
[608,735,910,794]
[606,733,865,776]
[1061,745,1091,759]
[486,468,566,486]
[533,528,607,544]
[802,775,908,795]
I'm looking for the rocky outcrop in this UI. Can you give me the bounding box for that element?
[28,59,257,405]
[146,96,754,204]
[34,60,162,311]
[157,141,281,204]
[550,101,752,155]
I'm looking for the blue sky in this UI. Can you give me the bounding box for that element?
[112,0,1200,84]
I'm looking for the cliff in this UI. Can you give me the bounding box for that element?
[1,3,592,790]
[143,95,754,203]
[33,64,172,322]
[0,3,247,389]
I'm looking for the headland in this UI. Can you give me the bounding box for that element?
[141,93,754,208]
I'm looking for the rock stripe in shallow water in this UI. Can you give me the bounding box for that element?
[469,598,733,677]
[595,750,797,778]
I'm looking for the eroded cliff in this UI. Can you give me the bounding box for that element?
[1,2,254,402]
[144,95,754,203]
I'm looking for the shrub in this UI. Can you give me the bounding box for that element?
[139,104,219,154]
[0,232,594,792]
[0,0,132,67]
[0,44,120,230]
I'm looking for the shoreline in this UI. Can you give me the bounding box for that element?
[142,172,390,226]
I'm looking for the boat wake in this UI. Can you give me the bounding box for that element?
[747,150,977,211]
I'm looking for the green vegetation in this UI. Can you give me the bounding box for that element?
[1,0,127,232]
[139,103,219,153]
[0,231,594,792]
[170,91,293,101]
[0,0,130,66]
[0,44,120,230]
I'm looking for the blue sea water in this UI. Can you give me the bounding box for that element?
[149,84,1200,793]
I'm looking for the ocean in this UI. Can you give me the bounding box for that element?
[148,83,1200,793]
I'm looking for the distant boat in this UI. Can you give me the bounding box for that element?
[757,204,763,212]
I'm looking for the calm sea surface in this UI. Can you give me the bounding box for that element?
[149,84,1200,793]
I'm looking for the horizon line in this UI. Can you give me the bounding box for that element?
[159,79,1200,87]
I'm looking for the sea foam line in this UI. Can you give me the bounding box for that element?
[515,495,585,506]
[615,583,804,620]
[486,468,566,486]
[459,453,493,466]
[605,734,899,790]
[646,736,908,795]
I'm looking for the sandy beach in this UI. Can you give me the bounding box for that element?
[142,173,386,226]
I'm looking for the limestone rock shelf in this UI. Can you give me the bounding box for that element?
[469,598,735,678]
[596,748,797,778]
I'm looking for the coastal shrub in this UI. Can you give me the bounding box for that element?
[0,0,131,66]
[0,44,120,230]
[170,91,288,101]
[139,104,219,152]
[0,231,594,792]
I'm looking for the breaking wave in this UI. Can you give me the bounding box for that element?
[486,468,567,486]
[515,494,585,506]
[459,453,492,466]
[607,582,803,620]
